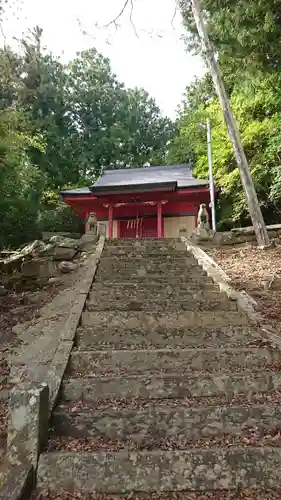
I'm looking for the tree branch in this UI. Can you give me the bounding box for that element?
[171,1,178,29]
[104,0,130,28]
[129,0,138,38]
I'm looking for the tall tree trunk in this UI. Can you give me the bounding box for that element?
[189,0,269,247]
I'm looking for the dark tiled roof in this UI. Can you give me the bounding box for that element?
[61,187,92,195]
[61,164,209,196]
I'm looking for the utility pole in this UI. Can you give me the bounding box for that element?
[199,120,216,231]
[207,119,216,232]
[189,0,269,247]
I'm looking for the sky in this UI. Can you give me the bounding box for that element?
[2,0,205,118]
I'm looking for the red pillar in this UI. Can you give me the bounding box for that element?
[157,202,162,238]
[108,205,113,238]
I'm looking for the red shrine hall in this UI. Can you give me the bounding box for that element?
[61,164,213,238]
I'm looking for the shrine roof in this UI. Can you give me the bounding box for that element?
[61,164,209,196]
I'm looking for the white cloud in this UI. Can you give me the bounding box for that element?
[2,0,205,117]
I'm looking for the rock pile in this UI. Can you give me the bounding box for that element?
[0,235,82,280]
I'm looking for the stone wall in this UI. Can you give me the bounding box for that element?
[194,224,281,246]
[0,236,105,499]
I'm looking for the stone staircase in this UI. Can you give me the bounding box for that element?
[36,238,281,497]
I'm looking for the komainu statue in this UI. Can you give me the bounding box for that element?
[87,212,97,235]
[197,203,210,230]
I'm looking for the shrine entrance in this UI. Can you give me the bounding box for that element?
[119,216,162,238]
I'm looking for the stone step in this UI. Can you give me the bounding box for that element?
[61,371,281,402]
[76,325,259,349]
[106,238,182,248]
[90,281,222,295]
[97,258,200,270]
[69,348,276,376]
[52,403,281,440]
[99,254,197,263]
[94,275,216,287]
[81,310,249,329]
[88,285,226,307]
[37,448,281,492]
[86,295,237,312]
[95,268,207,281]
[102,246,187,257]
[93,278,218,289]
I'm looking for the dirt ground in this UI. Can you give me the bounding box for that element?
[0,262,88,463]
[207,243,281,329]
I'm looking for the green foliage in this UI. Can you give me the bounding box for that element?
[171,2,281,227]
[38,204,84,234]
[0,107,47,248]
[0,29,176,248]
[180,0,281,74]
[168,72,281,226]
[65,50,175,177]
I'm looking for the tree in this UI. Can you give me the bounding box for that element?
[0,29,177,247]
[66,50,175,177]
[168,72,281,228]
[180,0,281,73]
[0,108,46,248]
[182,0,269,246]
[118,87,176,167]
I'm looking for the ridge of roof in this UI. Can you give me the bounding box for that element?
[100,163,192,175]
[60,164,209,196]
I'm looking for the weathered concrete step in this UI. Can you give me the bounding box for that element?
[69,348,276,375]
[106,238,182,248]
[52,403,281,440]
[76,325,258,349]
[95,268,207,281]
[81,310,249,329]
[29,489,281,500]
[45,429,281,452]
[94,275,216,287]
[102,246,187,256]
[100,251,199,267]
[86,296,237,312]
[61,371,281,402]
[93,278,218,290]
[37,448,281,492]
[97,259,201,271]
[100,254,192,262]
[90,281,222,295]
[88,284,231,303]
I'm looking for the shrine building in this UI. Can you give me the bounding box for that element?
[61,163,213,238]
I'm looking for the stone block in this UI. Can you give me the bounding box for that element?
[77,325,258,349]
[86,293,236,312]
[97,222,107,236]
[45,340,74,409]
[37,448,281,492]
[52,403,281,440]
[0,461,33,500]
[212,231,238,245]
[81,310,249,330]
[21,258,57,278]
[58,261,78,273]
[80,233,98,251]
[62,370,278,402]
[7,382,49,468]
[69,347,277,376]
[194,227,212,241]
[53,246,77,260]
[49,236,80,249]
[42,232,81,242]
